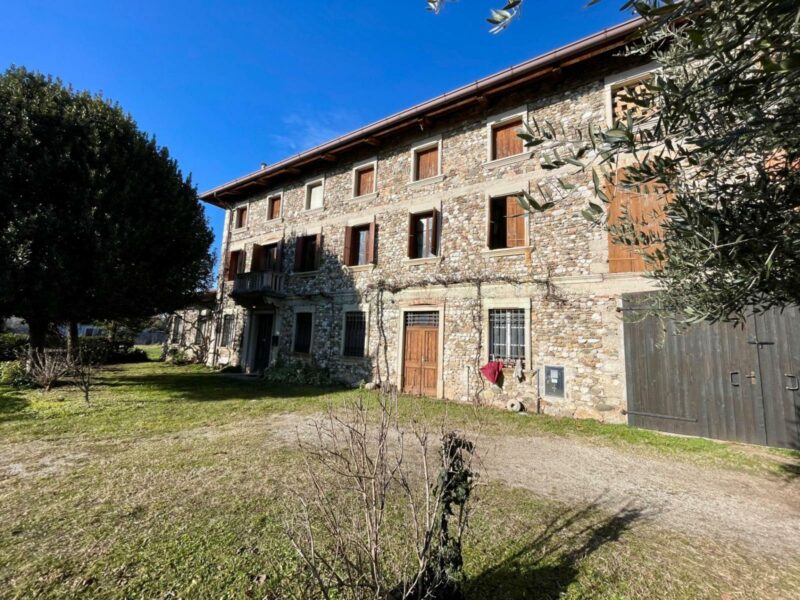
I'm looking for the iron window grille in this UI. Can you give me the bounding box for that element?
[488,308,525,366]
[194,317,207,346]
[171,316,183,344]
[404,311,439,327]
[343,311,367,357]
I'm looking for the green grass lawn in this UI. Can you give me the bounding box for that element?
[1,360,798,599]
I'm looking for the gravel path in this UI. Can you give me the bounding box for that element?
[265,413,800,557]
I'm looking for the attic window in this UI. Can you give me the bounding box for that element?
[491,118,524,160]
[354,165,375,197]
[267,195,282,220]
[234,206,248,229]
[610,75,655,125]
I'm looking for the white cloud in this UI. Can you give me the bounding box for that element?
[269,108,362,155]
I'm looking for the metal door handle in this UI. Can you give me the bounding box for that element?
[729,371,740,387]
[786,374,799,391]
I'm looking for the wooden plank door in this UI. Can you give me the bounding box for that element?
[403,313,439,397]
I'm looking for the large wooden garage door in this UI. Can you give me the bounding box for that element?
[403,311,439,397]
[623,294,800,449]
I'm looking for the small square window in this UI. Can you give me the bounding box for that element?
[413,145,439,181]
[544,365,565,398]
[610,75,656,125]
[355,165,375,197]
[343,311,366,357]
[491,118,523,160]
[305,181,324,210]
[293,312,313,354]
[234,206,248,228]
[267,195,282,220]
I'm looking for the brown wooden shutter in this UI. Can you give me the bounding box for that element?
[493,119,523,160]
[315,233,323,270]
[416,146,438,180]
[430,209,440,256]
[505,196,526,248]
[269,196,281,220]
[366,222,376,264]
[356,167,374,196]
[294,238,305,272]
[407,214,416,259]
[343,226,353,266]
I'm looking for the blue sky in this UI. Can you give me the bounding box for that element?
[0,1,628,267]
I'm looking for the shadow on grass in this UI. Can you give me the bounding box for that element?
[467,502,642,600]
[0,388,32,423]
[106,368,342,403]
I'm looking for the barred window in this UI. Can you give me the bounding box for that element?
[293,312,313,354]
[488,309,525,366]
[194,317,207,346]
[171,316,183,344]
[343,311,366,357]
[220,315,234,347]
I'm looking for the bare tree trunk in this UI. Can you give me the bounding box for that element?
[67,320,79,358]
[27,319,47,354]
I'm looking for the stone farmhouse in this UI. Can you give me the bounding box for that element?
[167,18,667,425]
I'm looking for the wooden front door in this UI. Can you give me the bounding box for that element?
[403,312,439,397]
[253,314,273,372]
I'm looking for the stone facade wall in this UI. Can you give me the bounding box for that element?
[168,59,658,423]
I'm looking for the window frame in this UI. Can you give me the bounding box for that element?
[233,205,248,230]
[409,136,442,183]
[266,192,283,221]
[352,158,378,198]
[194,315,208,346]
[225,249,246,281]
[220,314,235,348]
[344,222,375,267]
[171,315,183,344]
[340,305,369,358]
[293,231,322,273]
[604,62,660,128]
[482,299,531,372]
[407,209,439,260]
[485,193,529,252]
[486,107,528,163]
[303,177,325,212]
[292,310,315,355]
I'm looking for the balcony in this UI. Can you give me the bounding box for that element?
[230,271,286,302]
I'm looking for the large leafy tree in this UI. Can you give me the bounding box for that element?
[431,0,800,323]
[0,67,214,349]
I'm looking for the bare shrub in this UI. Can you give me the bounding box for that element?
[27,349,70,391]
[285,387,477,600]
[68,347,103,404]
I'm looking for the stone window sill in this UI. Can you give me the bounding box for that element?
[340,355,368,363]
[231,226,248,233]
[344,263,376,273]
[265,216,283,225]
[352,191,379,202]
[407,174,445,190]
[293,270,320,277]
[483,152,532,170]
[403,256,443,267]
[303,207,325,216]
[481,246,531,258]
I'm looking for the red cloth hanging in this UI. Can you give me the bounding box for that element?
[480,360,503,384]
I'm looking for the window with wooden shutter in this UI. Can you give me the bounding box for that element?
[306,181,324,210]
[611,75,656,125]
[293,313,313,353]
[408,211,438,259]
[344,224,373,266]
[355,166,375,197]
[220,315,234,347]
[259,242,280,272]
[491,118,523,160]
[488,196,526,249]
[294,235,319,272]
[234,206,248,228]
[226,250,245,281]
[606,173,668,273]
[414,145,439,181]
[267,195,282,220]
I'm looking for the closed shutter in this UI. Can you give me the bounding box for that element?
[505,196,526,248]
[315,233,323,270]
[269,196,281,220]
[356,167,375,196]
[430,209,440,256]
[307,183,323,210]
[415,146,438,180]
[606,175,668,273]
[407,214,416,259]
[492,119,523,160]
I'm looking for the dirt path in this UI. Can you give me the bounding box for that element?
[263,413,800,557]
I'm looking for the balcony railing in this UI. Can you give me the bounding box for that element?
[231,271,285,297]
